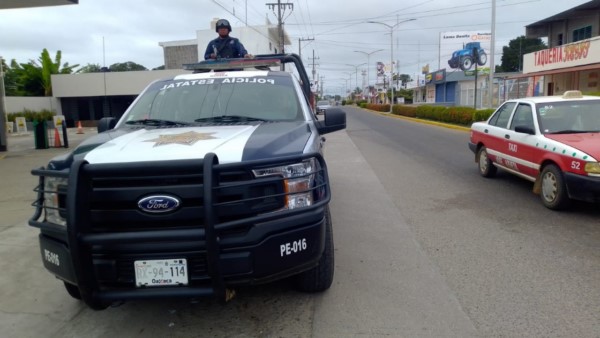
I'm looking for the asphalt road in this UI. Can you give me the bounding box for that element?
[1,113,598,337]
[342,106,600,337]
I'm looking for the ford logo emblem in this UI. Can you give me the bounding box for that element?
[137,195,181,214]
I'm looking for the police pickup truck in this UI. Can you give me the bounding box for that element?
[29,54,346,309]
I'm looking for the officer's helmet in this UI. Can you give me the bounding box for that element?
[216,19,232,33]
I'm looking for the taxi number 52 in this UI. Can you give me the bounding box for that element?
[571,161,581,170]
[280,238,307,257]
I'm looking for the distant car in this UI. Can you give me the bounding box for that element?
[316,100,331,115]
[469,90,600,210]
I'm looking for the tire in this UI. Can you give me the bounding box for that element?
[459,56,473,71]
[63,281,82,300]
[294,206,334,292]
[540,164,571,210]
[477,146,497,178]
[477,50,487,65]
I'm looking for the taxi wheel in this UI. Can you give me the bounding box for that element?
[294,206,334,292]
[477,147,497,178]
[540,164,571,210]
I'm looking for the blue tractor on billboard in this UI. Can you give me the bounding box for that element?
[448,41,487,71]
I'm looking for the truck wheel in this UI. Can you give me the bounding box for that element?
[459,56,473,71]
[294,207,334,292]
[477,50,487,65]
[540,164,571,210]
[63,281,82,300]
[477,146,496,178]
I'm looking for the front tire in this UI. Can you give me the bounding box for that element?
[477,50,487,65]
[477,146,497,178]
[63,282,82,300]
[294,207,334,292]
[460,56,473,71]
[540,164,571,210]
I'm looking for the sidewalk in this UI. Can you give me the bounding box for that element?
[0,127,97,226]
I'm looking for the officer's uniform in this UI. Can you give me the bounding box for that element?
[204,37,248,60]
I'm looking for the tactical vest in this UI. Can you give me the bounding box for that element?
[214,38,236,59]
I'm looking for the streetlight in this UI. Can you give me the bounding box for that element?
[354,49,383,102]
[368,18,415,112]
[345,63,366,98]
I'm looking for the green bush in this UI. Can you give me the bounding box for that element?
[365,103,389,112]
[358,102,497,126]
[8,109,56,122]
[392,105,417,117]
[473,108,494,122]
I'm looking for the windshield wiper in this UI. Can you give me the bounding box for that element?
[194,115,266,122]
[548,130,594,134]
[125,119,190,126]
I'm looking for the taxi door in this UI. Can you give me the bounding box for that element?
[480,101,516,164]
[504,102,538,180]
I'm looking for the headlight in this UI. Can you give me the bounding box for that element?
[252,158,321,210]
[44,176,68,226]
[584,162,600,175]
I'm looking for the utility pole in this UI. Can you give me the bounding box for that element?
[0,56,7,152]
[319,75,324,98]
[309,49,319,82]
[266,1,293,53]
[298,37,314,60]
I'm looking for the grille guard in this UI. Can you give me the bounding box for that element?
[29,152,330,305]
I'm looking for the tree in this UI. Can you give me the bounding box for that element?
[152,65,165,70]
[77,63,103,73]
[498,36,547,72]
[399,74,412,88]
[10,49,78,96]
[109,61,147,72]
[1,58,19,96]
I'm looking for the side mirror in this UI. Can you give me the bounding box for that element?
[317,108,346,134]
[97,117,116,133]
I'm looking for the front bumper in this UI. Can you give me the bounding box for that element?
[564,172,600,203]
[37,207,326,303]
[30,152,331,307]
[468,142,477,154]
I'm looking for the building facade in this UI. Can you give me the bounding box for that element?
[508,0,600,96]
[159,18,291,70]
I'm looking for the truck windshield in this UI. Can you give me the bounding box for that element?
[123,74,302,125]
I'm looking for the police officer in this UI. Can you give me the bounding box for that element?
[204,19,252,60]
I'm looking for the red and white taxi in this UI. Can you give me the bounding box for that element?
[469,90,600,210]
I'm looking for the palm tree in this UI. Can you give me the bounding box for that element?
[11,49,78,96]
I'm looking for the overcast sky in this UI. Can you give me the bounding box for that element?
[0,0,588,95]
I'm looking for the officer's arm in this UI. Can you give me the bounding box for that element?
[237,40,251,58]
[204,42,215,60]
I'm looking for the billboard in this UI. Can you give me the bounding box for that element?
[441,31,491,74]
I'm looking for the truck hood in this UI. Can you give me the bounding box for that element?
[545,133,600,160]
[81,122,312,164]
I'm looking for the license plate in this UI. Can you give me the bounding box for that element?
[134,258,188,287]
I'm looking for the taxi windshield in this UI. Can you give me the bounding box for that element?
[123,75,302,125]
[537,100,600,134]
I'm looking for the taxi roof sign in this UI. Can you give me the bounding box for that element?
[562,90,583,99]
[183,58,282,72]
